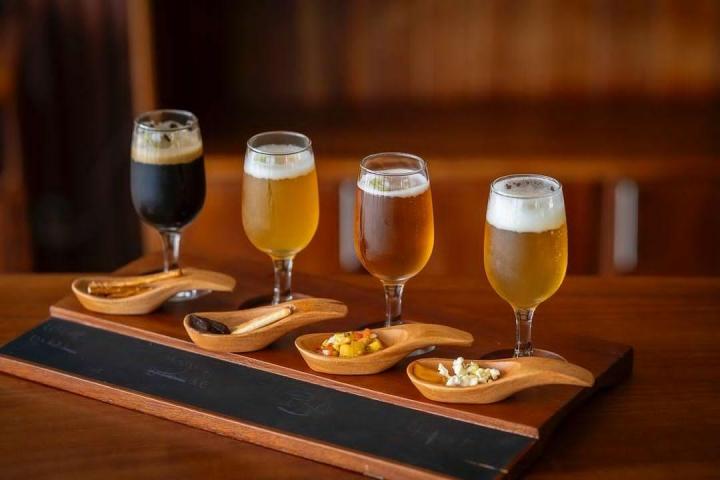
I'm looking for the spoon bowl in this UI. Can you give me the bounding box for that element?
[407,357,595,404]
[72,268,236,315]
[184,298,348,353]
[296,323,474,375]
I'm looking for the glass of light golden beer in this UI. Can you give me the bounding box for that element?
[483,174,567,358]
[242,131,319,304]
[355,153,434,327]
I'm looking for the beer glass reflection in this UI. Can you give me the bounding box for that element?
[354,153,434,327]
[242,131,319,304]
[483,174,567,358]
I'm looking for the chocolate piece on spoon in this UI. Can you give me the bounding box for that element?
[188,314,231,335]
[184,298,348,353]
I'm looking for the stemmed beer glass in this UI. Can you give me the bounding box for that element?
[483,174,568,358]
[130,109,206,301]
[354,153,434,327]
[242,131,319,305]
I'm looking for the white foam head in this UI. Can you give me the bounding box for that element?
[244,144,315,180]
[132,122,203,165]
[486,175,565,233]
[358,169,430,198]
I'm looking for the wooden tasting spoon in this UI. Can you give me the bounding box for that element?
[183,298,348,353]
[72,268,236,315]
[407,357,595,404]
[295,323,474,375]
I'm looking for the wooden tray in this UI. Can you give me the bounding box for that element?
[0,256,633,479]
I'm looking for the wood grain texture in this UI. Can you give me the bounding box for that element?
[0,271,718,479]
[42,255,632,440]
[154,1,720,105]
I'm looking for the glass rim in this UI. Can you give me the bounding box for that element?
[490,173,563,199]
[247,131,312,155]
[360,152,427,176]
[134,109,199,132]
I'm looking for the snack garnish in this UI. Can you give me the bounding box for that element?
[318,328,385,358]
[438,357,501,387]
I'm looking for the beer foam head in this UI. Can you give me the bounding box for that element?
[244,144,315,180]
[132,122,203,165]
[358,169,430,197]
[486,175,565,233]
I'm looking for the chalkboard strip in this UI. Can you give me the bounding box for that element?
[49,303,540,438]
[0,319,535,480]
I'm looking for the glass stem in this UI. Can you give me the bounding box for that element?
[383,283,405,327]
[160,230,181,272]
[514,307,535,357]
[272,257,293,304]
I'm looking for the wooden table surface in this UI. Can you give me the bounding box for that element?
[1,273,719,479]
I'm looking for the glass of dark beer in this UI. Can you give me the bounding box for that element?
[131,109,206,301]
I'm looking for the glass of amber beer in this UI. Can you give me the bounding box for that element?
[355,153,434,327]
[484,174,568,358]
[242,131,319,304]
[131,110,206,301]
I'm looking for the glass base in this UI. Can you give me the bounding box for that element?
[166,289,211,303]
[406,345,435,357]
[481,348,566,361]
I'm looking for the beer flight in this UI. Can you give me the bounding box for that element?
[77,108,589,402]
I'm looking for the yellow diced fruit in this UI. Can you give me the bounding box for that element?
[338,344,353,358]
[351,341,366,356]
[366,339,383,353]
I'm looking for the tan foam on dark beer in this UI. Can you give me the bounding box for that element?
[131,139,203,165]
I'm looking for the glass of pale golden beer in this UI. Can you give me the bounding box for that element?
[242,131,319,304]
[484,174,568,358]
[355,153,434,327]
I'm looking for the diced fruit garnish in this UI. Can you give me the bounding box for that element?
[351,341,365,356]
[367,339,383,352]
[316,329,386,357]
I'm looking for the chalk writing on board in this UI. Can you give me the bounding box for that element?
[41,320,86,340]
[153,353,212,390]
[29,334,77,355]
[277,389,330,417]
[143,368,209,390]
[424,430,440,446]
[464,459,509,475]
[145,368,187,383]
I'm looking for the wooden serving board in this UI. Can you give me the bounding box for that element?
[0,256,633,479]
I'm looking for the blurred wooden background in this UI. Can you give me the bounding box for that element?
[2,0,719,275]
